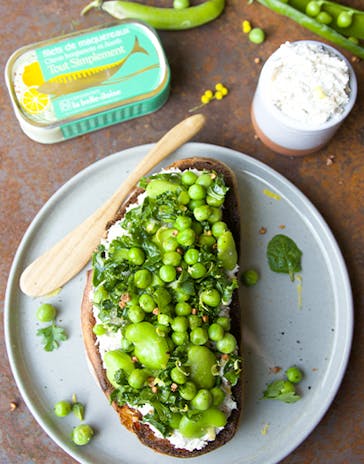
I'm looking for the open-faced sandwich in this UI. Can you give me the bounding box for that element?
[81,157,242,457]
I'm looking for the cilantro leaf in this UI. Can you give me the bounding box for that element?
[36,323,68,352]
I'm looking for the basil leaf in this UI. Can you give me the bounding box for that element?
[266,234,302,281]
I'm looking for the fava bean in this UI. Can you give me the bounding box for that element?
[188,345,216,389]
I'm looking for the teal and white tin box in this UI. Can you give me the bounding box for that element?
[5,20,170,143]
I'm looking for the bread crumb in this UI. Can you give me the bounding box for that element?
[269,366,282,374]
[10,402,18,412]
[254,57,261,64]
[259,227,267,235]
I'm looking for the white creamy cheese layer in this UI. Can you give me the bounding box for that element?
[268,41,350,125]
[91,168,238,451]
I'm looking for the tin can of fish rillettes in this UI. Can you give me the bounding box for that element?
[5,20,170,143]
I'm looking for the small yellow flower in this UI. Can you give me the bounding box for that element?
[242,20,252,34]
[214,91,224,100]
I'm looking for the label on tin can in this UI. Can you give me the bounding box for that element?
[12,22,166,124]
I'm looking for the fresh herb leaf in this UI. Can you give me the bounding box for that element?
[36,323,67,352]
[266,234,302,281]
[263,379,301,403]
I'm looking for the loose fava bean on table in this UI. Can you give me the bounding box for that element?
[81,0,226,30]
[256,0,364,59]
[90,166,241,440]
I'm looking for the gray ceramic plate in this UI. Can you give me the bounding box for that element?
[5,143,353,464]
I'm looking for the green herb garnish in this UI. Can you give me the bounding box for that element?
[266,234,302,281]
[263,379,301,403]
[36,323,68,352]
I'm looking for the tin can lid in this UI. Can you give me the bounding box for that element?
[5,20,170,143]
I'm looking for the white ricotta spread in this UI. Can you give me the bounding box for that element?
[268,41,350,125]
[91,168,239,451]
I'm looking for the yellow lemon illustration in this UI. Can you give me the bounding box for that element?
[22,61,45,86]
[21,87,50,115]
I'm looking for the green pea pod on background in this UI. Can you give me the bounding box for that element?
[81,0,226,30]
[256,0,364,59]
[289,0,364,39]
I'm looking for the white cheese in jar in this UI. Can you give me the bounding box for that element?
[268,41,350,125]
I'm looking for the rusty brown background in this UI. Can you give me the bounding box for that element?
[0,0,363,463]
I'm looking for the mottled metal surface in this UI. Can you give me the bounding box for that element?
[0,1,363,463]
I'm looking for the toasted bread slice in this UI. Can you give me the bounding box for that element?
[81,157,242,457]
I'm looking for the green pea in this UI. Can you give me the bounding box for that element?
[71,424,94,446]
[159,264,177,282]
[128,305,145,323]
[337,11,353,28]
[191,389,212,410]
[190,327,209,345]
[305,0,321,16]
[171,316,189,332]
[72,402,85,421]
[54,400,71,417]
[216,333,237,354]
[128,368,149,389]
[279,380,296,394]
[153,287,172,307]
[163,251,182,266]
[179,381,197,400]
[162,236,179,252]
[188,199,205,211]
[206,195,224,207]
[193,204,211,221]
[172,331,189,345]
[175,215,192,231]
[210,386,225,406]
[178,190,190,205]
[170,366,188,384]
[285,366,303,384]
[139,293,156,313]
[199,233,216,248]
[134,269,152,288]
[216,316,230,331]
[188,183,206,200]
[208,323,224,342]
[182,170,198,186]
[128,247,145,265]
[211,221,228,237]
[36,303,56,322]
[316,11,332,24]
[184,248,199,265]
[249,28,265,44]
[196,173,213,188]
[208,207,222,224]
[188,263,206,279]
[241,269,259,287]
[93,323,107,336]
[200,288,221,307]
[177,228,196,247]
[158,313,171,326]
[175,302,192,316]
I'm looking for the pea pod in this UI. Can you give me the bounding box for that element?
[256,0,364,59]
[82,0,226,30]
[290,0,364,39]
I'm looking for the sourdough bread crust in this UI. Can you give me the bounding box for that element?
[81,157,242,457]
